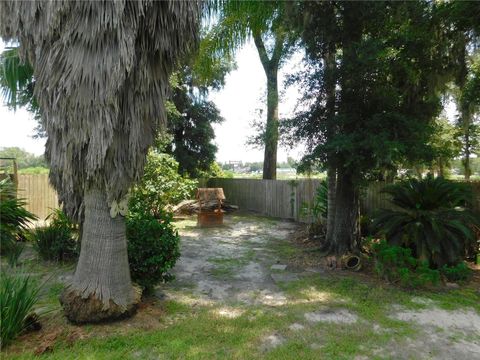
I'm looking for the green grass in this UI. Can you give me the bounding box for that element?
[4,272,479,359]
[1,271,42,348]
[17,167,49,174]
[4,214,479,359]
[42,282,65,306]
[172,218,197,230]
[207,249,257,278]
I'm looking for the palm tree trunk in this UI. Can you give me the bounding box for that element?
[60,187,139,323]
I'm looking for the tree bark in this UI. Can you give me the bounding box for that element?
[60,187,139,323]
[456,32,471,181]
[326,1,361,258]
[253,30,284,180]
[331,167,360,255]
[324,41,337,245]
[463,131,471,180]
[263,70,279,180]
[438,157,444,178]
[326,166,337,244]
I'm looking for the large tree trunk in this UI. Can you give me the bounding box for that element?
[263,70,279,180]
[456,32,471,181]
[463,132,471,180]
[326,166,337,244]
[331,168,360,255]
[253,30,284,180]
[438,157,445,178]
[325,1,361,260]
[60,187,140,323]
[324,40,337,244]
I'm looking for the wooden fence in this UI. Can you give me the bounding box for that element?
[207,178,480,222]
[13,175,480,223]
[17,174,58,221]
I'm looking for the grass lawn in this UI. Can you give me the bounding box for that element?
[2,214,479,359]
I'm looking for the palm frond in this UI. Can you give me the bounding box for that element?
[374,176,478,266]
[0,1,201,222]
[0,46,34,110]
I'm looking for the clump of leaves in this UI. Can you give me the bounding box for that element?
[440,262,472,282]
[0,178,37,256]
[5,242,25,267]
[301,179,328,220]
[301,179,328,236]
[372,176,478,267]
[373,240,440,288]
[129,151,197,218]
[0,271,41,348]
[32,209,78,262]
[126,209,180,294]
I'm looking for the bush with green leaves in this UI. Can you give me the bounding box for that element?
[301,179,327,219]
[440,262,472,282]
[0,271,41,348]
[32,209,78,262]
[372,240,440,288]
[0,178,37,256]
[129,151,197,218]
[126,209,180,293]
[300,180,328,236]
[372,176,479,267]
[5,242,25,267]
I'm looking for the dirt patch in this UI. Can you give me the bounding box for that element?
[374,307,480,359]
[288,323,305,331]
[304,308,358,324]
[260,333,286,352]
[7,213,480,359]
[164,215,299,305]
[378,330,480,360]
[393,308,480,333]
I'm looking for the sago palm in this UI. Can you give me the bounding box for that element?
[373,176,479,267]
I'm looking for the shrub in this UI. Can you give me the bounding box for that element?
[0,271,41,348]
[360,214,374,237]
[0,179,37,255]
[440,262,472,282]
[301,179,328,221]
[196,161,229,179]
[129,151,197,218]
[372,176,479,267]
[373,240,440,288]
[47,208,77,233]
[32,209,78,262]
[5,242,25,267]
[126,210,180,293]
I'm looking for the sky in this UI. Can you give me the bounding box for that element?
[209,41,305,163]
[0,40,304,163]
[0,40,458,163]
[0,41,47,155]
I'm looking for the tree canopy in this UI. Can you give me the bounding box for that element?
[205,0,298,179]
[283,1,466,254]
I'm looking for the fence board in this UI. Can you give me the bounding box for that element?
[208,178,480,222]
[14,175,480,224]
[17,174,59,221]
